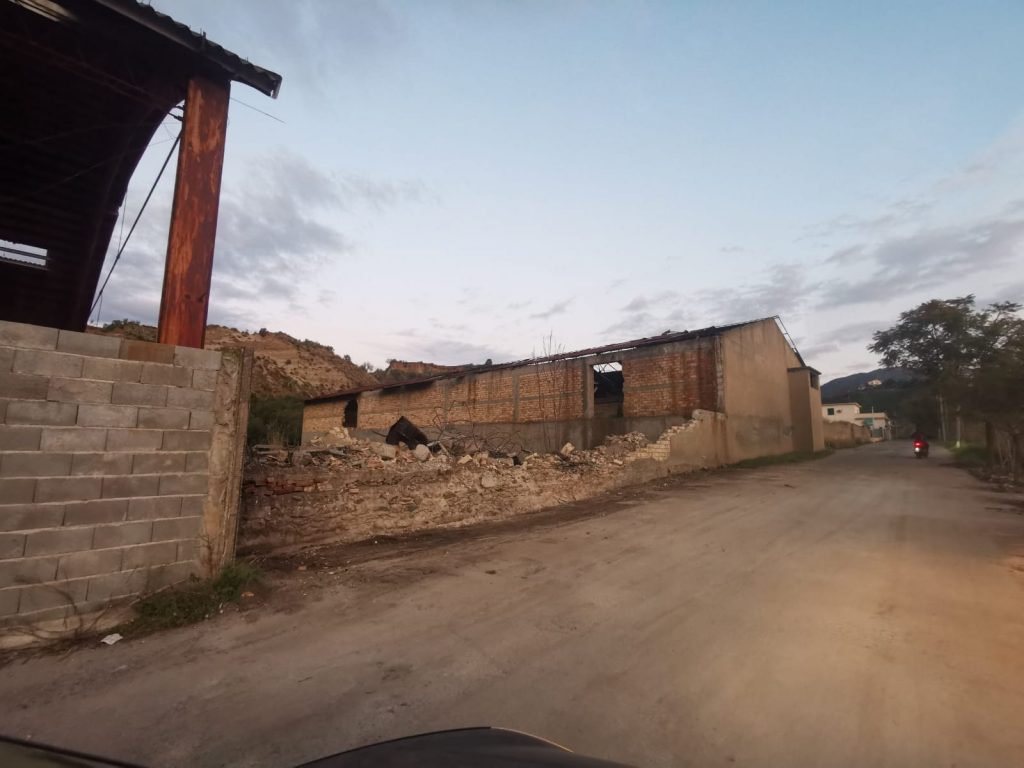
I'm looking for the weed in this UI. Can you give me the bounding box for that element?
[948,443,990,468]
[117,562,262,637]
[730,450,833,469]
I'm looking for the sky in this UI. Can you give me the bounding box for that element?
[95,0,1024,381]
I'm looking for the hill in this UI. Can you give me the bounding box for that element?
[90,321,378,399]
[820,368,918,400]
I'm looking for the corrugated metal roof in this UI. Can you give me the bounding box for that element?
[307,318,774,404]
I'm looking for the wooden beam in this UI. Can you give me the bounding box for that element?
[157,75,230,348]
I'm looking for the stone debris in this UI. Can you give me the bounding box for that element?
[559,442,575,457]
[413,444,432,462]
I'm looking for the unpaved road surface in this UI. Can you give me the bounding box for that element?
[3,442,1024,767]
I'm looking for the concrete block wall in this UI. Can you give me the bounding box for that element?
[0,321,250,634]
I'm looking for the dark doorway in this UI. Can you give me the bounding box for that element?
[344,398,358,428]
[593,362,624,418]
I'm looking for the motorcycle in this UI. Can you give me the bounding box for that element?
[913,440,929,459]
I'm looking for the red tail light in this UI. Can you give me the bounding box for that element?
[914,441,923,448]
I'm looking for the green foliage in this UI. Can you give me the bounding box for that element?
[119,562,262,637]
[247,395,304,446]
[730,450,833,469]
[948,443,990,468]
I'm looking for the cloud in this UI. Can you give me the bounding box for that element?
[529,297,574,320]
[800,341,840,358]
[819,212,1024,307]
[391,336,509,366]
[803,197,934,242]
[700,262,813,322]
[620,290,679,313]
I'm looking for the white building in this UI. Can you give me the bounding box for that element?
[822,403,891,440]
[823,402,860,421]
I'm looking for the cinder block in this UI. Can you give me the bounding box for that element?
[162,430,211,451]
[17,579,88,613]
[0,320,58,350]
[57,548,123,580]
[63,499,128,526]
[0,555,58,589]
[120,340,175,364]
[56,330,121,359]
[47,378,113,404]
[0,426,41,450]
[35,476,103,503]
[1,452,72,477]
[12,349,83,378]
[137,407,189,430]
[111,381,168,407]
[0,372,49,399]
[24,526,94,556]
[123,541,178,569]
[87,568,148,601]
[166,387,214,410]
[127,496,182,521]
[179,496,204,517]
[77,404,137,428]
[105,429,163,452]
[0,503,64,532]
[189,410,215,430]
[184,452,209,473]
[176,539,199,562]
[0,347,15,373]
[174,346,221,371]
[152,515,201,542]
[147,560,198,591]
[6,400,78,426]
[191,368,218,391]
[0,586,18,616]
[102,474,160,499]
[93,520,152,548]
[71,452,133,476]
[132,452,186,474]
[82,357,142,383]
[0,532,26,558]
[140,363,192,388]
[159,473,209,496]
[40,427,107,452]
[0,478,36,504]
[0,398,7,422]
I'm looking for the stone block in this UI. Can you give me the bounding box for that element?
[174,346,221,371]
[105,429,163,452]
[0,347,12,372]
[47,378,113,404]
[0,503,64,532]
[0,532,26,558]
[122,541,178,569]
[140,363,192,388]
[132,452,186,474]
[56,330,121,358]
[0,586,18,616]
[82,357,142,383]
[189,410,214,430]
[93,520,152,548]
[185,452,209,472]
[40,427,107,452]
[57,548,123,580]
[166,387,213,410]
[137,407,189,430]
[120,340,174,364]
[12,349,83,378]
[71,452,133,476]
[0,426,41,450]
[0,555,58,589]
[179,496,205,517]
[24,526,94,556]
[159,473,208,496]
[111,381,168,407]
[35,476,102,503]
[152,515,201,542]
[77,404,138,428]
[63,499,128,526]
[191,368,219,391]
[162,430,211,451]
[1,452,72,477]
[17,579,88,613]
[147,561,198,591]
[176,539,199,562]
[102,474,160,499]
[6,400,78,426]
[0,320,58,350]
[0,372,49,399]
[127,496,182,521]
[87,568,148,601]
[0,478,35,504]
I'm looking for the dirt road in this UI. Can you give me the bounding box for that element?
[3,442,1024,767]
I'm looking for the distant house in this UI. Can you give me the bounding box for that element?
[822,403,890,440]
[823,403,861,420]
[865,378,883,387]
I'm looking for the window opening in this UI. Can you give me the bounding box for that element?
[343,398,358,428]
[0,239,48,269]
[593,361,624,418]
[826,407,835,416]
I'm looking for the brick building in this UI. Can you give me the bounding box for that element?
[304,317,825,461]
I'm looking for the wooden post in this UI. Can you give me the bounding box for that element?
[157,76,230,348]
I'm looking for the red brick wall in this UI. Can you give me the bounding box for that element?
[622,339,718,417]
